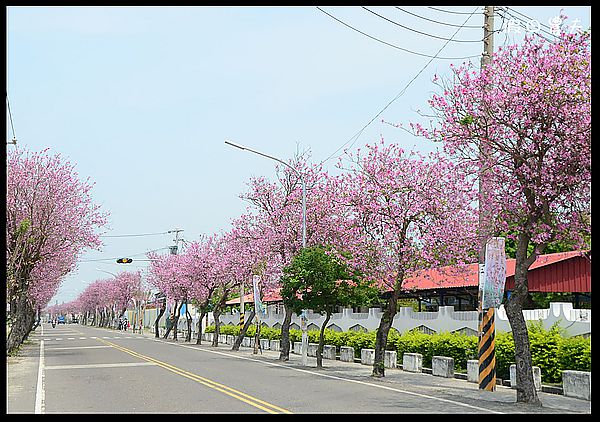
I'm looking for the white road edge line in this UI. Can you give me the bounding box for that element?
[34,340,45,414]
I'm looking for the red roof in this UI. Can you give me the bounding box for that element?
[401,250,590,293]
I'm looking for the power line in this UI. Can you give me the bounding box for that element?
[316,7,481,60]
[320,6,481,165]
[6,93,17,145]
[362,7,482,43]
[78,247,170,262]
[428,6,482,16]
[395,7,482,29]
[100,231,170,238]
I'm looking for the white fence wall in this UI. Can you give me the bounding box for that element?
[218,302,590,338]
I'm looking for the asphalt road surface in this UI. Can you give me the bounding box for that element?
[6,322,592,414]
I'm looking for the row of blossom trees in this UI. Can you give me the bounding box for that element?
[43,271,142,328]
[6,148,108,353]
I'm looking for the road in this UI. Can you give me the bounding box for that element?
[6,322,592,414]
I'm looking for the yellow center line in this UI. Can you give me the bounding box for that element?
[95,338,292,414]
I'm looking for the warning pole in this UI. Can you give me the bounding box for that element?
[478,308,496,390]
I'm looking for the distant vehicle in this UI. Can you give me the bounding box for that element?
[57,315,66,324]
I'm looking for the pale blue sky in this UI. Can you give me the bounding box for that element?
[6,6,591,304]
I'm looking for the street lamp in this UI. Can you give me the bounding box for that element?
[225,140,306,247]
[225,139,309,365]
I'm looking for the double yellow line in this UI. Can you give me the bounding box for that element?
[97,338,291,414]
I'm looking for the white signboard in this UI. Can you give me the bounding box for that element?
[252,275,266,318]
[480,237,507,309]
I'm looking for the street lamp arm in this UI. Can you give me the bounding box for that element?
[225,139,300,178]
[224,139,307,248]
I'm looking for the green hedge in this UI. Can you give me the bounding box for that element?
[205,323,590,383]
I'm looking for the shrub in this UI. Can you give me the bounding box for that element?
[204,322,590,383]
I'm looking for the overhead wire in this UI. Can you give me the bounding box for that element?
[362,7,482,43]
[6,93,17,143]
[395,7,482,29]
[320,6,481,165]
[78,247,170,262]
[428,6,482,15]
[316,7,481,60]
[100,231,170,238]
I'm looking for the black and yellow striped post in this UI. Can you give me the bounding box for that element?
[239,311,244,327]
[478,307,496,391]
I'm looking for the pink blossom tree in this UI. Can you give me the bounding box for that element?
[239,151,355,360]
[221,216,280,350]
[413,31,590,404]
[146,252,189,340]
[6,147,108,353]
[178,236,223,344]
[338,141,478,377]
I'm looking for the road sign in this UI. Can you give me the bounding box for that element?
[479,237,506,309]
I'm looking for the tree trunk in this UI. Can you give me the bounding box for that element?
[154,305,166,338]
[212,307,221,347]
[172,301,183,341]
[185,303,192,342]
[317,312,331,368]
[232,309,256,351]
[6,294,35,354]
[373,291,398,378]
[253,318,261,354]
[196,311,207,345]
[278,304,293,361]
[505,233,542,406]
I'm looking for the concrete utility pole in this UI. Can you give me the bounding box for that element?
[477,5,496,392]
[168,228,184,255]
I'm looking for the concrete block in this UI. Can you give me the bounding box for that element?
[562,370,591,401]
[293,341,303,354]
[323,345,336,360]
[384,350,397,369]
[402,353,423,373]
[432,356,454,378]
[226,335,234,345]
[242,337,251,347]
[361,348,375,365]
[467,359,479,383]
[260,339,270,350]
[510,364,542,391]
[308,343,319,357]
[340,346,355,362]
[269,339,280,351]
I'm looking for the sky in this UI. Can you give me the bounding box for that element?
[5,5,591,305]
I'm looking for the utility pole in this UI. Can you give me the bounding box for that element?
[168,228,184,255]
[478,6,496,392]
